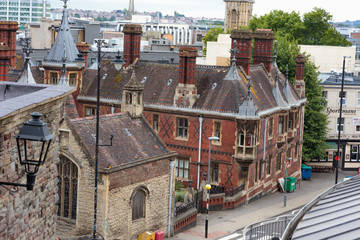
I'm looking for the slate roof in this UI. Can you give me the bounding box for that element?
[289,175,360,239]
[79,60,303,118]
[43,4,79,66]
[70,113,169,168]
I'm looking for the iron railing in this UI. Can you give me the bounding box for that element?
[225,183,245,197]
[175,200,195,217]
[243,215,295,240]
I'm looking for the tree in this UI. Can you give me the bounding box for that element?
[202,26,224,56]
[249,9,335,160]
[110,15,116,21]
[74,13,80,18]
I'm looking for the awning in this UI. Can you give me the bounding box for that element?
[326,142,338,150]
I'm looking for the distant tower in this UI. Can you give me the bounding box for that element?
[224,0,254,30]
[125,0,135,20]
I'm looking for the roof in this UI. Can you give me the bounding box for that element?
[78,60,303,119]
[285,175,360,239]
[70,113,169,168]
[43,4,79,66]
[0,82,74,119]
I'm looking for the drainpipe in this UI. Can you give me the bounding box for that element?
[263,117,268,179]
[168,160,175,238]
[299,106,304,158]
[197,116,203,190]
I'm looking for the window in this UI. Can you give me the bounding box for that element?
[239,133,256,146]
[358,92,360,106]
[126,92,132,104]
[268,117,273,138]
[266,156,271,175]
[57,157,78,220]
[176,118,188,138]
[337,117,345,132]
[322,91,327,99]
[212,164,219,182]
[51,72,58,85]
[85,107,96,116]
[278,116,285,134]
[213,121,221,143]
[339,91,346,105]
[36,60,41,66]
[132,189,146,220]
[152,114,159,132]
[294,145,298,161]
[254,162,258,182]
[276,154,282,171]
[288,112,293,130]
[196,34,203,42]
[137,92,141,104]
[69,73,77,86]
[176,157,189,178]
[91,58,96,64]
[356,125,360,132]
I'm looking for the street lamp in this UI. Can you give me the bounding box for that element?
[92,38,121,240]
[0,112,53,191]
[335,56,351,184]
[205,136,219,238]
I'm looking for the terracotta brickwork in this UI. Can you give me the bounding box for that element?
[0,21,18,68]
[123,24,143,67]
[0,97,68,239]
[253,29,275,73]
[231,29,253,76]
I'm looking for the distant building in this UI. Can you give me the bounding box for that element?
[224,0,254,30]
[319,72,360,170]
[0,0,50,26]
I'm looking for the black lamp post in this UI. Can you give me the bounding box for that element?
[0,112,53,191]
[92,38,123,240]
[335,56,351,184]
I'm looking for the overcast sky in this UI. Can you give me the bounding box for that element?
[52,0,358,22]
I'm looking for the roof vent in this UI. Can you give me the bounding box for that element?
[141,76,147,83]
[124,128,131,136]
[167,79,173,86]
[211,83,217,90]
[102,73,108,80]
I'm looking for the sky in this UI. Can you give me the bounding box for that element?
[51,0,359,22]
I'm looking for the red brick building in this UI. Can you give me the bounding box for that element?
[72,25,307,208]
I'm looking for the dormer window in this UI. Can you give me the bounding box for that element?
[126,92,132,104]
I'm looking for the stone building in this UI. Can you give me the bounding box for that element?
[0,81,73,239]
[224,0,254,30]
[72,25,306,209]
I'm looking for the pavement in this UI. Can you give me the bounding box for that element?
[168,169,358,240]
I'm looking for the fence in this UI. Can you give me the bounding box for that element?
[243,215,295,240]
[225,183,245,197]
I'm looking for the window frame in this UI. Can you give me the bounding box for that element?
[268,117,273,139]
[131,188,148,221]
[176,117,189,139]
[337,117,345,133]
[339,91,346,105]
[69,73,77,87]
[276,154,282,172]
[175,157,190,179]
[213,120,222,145]
[50,72,58,85]
[85,106,96,116]
[152,114,159,132]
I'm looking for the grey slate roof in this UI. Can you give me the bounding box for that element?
[287,175,360,240]
[0,82,74,118]
[43,5,79,66]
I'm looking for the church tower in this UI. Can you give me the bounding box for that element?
[224,0,254,30]
[125,0,135,20]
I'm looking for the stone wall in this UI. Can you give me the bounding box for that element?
[0,97,67,239]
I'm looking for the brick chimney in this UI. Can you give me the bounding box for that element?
[253,29,274,73]
[0,43,10,81]
[231,29,253,76]
[179,46,197,85]
[76,42,90,68]
[295,54,306,98]
[174,46,198,108]
[122,24,142,67]
[0,22,18,68]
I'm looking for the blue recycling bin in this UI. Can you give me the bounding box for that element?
[302,165,312,180]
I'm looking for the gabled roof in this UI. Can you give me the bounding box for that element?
[70,113,170,168]
[78,60,305,119]
[43,4,79,67]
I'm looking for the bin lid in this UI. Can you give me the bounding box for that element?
[302,166,312,169]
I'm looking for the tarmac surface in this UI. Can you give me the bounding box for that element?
[168,169,358,240]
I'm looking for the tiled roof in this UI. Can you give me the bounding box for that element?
[79,60,303,117]
[70,113,168,168]
[65,94,79,119]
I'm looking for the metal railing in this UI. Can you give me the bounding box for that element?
[225,183,245,197]
[175,200,195,217]
[210,185,225,194]
[243,215,295,240]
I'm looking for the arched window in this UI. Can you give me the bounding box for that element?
[126,92,132,104]
[131,187,149,220]
[231,9,237,25]
[57,157,78,220]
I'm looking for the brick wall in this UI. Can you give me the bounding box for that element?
[0,97,67,239]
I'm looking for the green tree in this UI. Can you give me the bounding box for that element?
[110,15,116,21]
[202,26,224,56]
[74,13,80,18]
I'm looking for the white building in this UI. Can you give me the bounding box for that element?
[320,73,360,170]
[300,45,357,73]
[0,0,50,26]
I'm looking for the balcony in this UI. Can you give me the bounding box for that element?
[287,129,297,139]
[235,145,257,163]
[277,133,286,143]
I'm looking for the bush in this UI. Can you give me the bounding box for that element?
[175,181,184,191]
[175,191,184,203]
